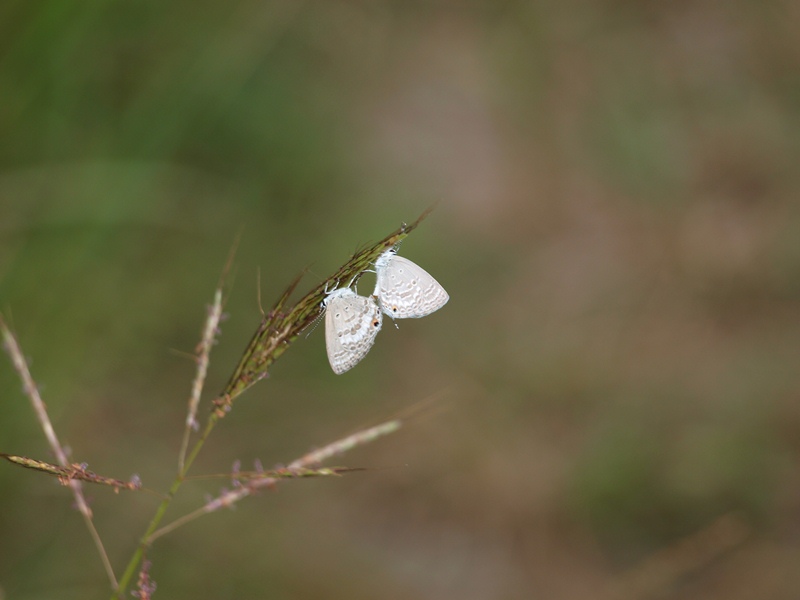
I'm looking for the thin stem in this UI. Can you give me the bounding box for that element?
[288,420,401,469]
[147,504,210,544]
[147,419,402,542]
[0,314,117,589]
[113,415,219,599]
[84,516,117,589]
[179,289,223,471]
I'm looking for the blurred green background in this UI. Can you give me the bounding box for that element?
[2,1,800,598]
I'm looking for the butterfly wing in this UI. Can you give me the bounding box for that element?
[375,254,449,319]
[324,290,383,374]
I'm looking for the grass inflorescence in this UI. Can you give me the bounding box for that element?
[1,209,433,599]
[215,208,431,415]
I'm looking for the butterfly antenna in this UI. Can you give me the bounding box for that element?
[305,311,325,338]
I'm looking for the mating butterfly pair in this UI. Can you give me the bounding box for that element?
[323,249,448,374]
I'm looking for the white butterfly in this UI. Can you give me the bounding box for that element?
[323,287,383,374]
[373,249,449,319]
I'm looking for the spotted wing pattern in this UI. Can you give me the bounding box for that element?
[324,288,383,374]
[374,251,449,319]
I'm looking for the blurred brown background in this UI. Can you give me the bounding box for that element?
[2,1,800,598]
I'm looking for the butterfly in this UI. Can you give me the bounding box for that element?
[323,287,383,374]
[373,249,449,319]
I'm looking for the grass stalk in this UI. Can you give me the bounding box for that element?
[0,314,118,589]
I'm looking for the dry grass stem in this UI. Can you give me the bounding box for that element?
[179,288,224,471]
[148,418,402,543]
[1,453,142,492]
[0,314,118,589]
[288,420,402,468]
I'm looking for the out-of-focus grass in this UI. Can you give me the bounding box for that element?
[2,1,800,599]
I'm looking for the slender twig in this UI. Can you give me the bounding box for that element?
[288,420,402,469]
[178,288,224,471]
[179,235,238,470]
[0,314,118,589]
[1,453,142,491]
[147,419,401,543]
[113,416,217,600]
[198,466,363,481]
